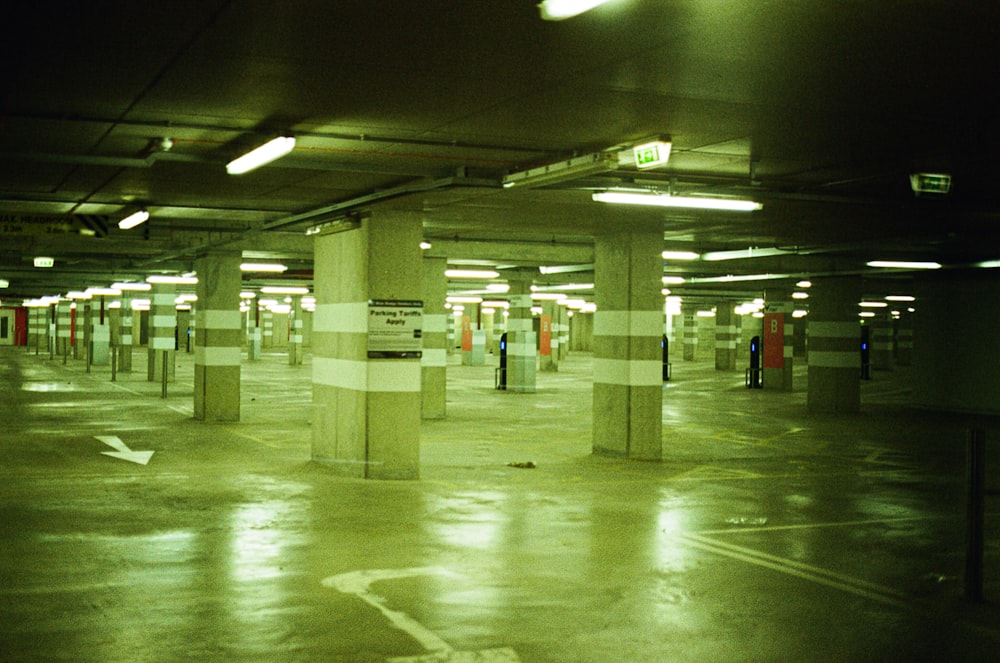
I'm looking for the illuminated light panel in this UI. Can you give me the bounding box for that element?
[147,275,198,285]
[226,136,296,175]
[240,263,287,273]
[538,0,613,20]
[112,282,152,292]
[445,269,499,279]
[259,286,310,295]
[633,139,672,170]
[885,295,915,302]
[593,191,762,211]
[867,260,942,270]
[859,301,888,308]
[662,276,685,285]
[446,296,483,304]
[118,209,149,230]
[661,250,699,260]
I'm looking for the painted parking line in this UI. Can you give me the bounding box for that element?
[680,532,912,610]
[321,567,521,662]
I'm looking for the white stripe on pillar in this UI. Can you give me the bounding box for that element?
[197,310,243,329]
[312,357,421,392]
[420,348,448,367]
[594,310,663,336]
[313,303,368,333]
[195,346,242,366]
[593,358,662,386]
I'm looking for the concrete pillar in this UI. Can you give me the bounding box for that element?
[539,301,557,372]
[192,253,241,421]
[47,303,57,357]
[556,304,569,360]
[289,296,305,366]
[807,277,862,413]
[714,303,736,371]
[507,280,537,393]
[896,313,913,366]
[763,290,793,391]
[148,284,176,382]
[870,313,894,371]
[421,257,447,419]
[447,308,457,352]
[311,210,422,480]
[118,295,134,372]
[248,304,262,360]
[56,299,72,362]
[28,306,45,354]
[592,228,663,461]
[682,306,697,361]
[90,297,111,365]
[261,310,274,349]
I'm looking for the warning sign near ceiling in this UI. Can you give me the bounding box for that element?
[0,214,108,237]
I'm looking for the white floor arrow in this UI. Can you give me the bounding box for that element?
[94,435,155,465]
[321,567,520,662]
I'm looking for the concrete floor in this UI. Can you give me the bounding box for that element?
[1,345,999,662]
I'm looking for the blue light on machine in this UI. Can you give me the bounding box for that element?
[862,343,868,350]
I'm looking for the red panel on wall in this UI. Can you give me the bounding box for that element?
[762,312,784,369]
[539,314,552,356]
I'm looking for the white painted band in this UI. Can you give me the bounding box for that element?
[423,314,447,333]
[809,321,858,338]
[784,325,794,337]
[294,319,304,329]
[716,325,737,333]
[121,334,133,345]
[92,326,110,341]
[152,293,175,306]
[509,294,532,307]
[249,329,261,340]
[58,331,70,338]
[314,302,368,333]
[809,351,860,368]
[152,315,176,328]
[292,334,303,343]
[421,348,448,367]
[198,310,243,330]
[506,319,533,332]
[195,346,242,366]
[784,346,794,357]
[508,341,537,357]
[313,357,421,392]
[594,358,663,386]
[151,337,175,350]
[593,310,664,337]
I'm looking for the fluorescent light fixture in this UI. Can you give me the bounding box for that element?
[866,260,942,270]
[85,287,121,296]
[260,286,310,295]
[66,291,92,300]
[147,275,199,285]
[696,310,716,318]
[633,139,672,170]
[420,242,432,250]
[859,311,876,318]
[34,256,54,268]
[0,279,8,289]
[792,292,809,299]
[593,191,762,211]
[226,136,296,175]
[445,269,500,279]
[796,280,812,288]
[240,262,287,273]
[531,282,594,291]
[240,291,256,299]
[702,247,790,261]
[661,250,699,260]
[446,296,484,304]
[503,152,617,188]
[175,294,198,304]
[531,293,567,301]
[859,301,888,308]
[481,300,510,309]
[118,209,149,230]
[885,295,915,302]
[792,310,808,318]
[538,0,613,21]
[485,283,510,293]
[112,282,152,292]
[662,276,685,285]
[975,259,1000,268]
[688,273,791,283]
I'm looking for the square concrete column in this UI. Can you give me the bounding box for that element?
[148,284,177,382]
[56,299,72,362]
[807,277,862,413]
[248,304,262,360]
[421,257,448,419]
[715,303,736,371]
[194,253,242,422]
[289,296,305,365]
[261,310,274,349]
[90,297,111,365]
[117,295,134,372]
[870,312,894,371]
[311,211,423,480]
[681,306,698,360]
[507,280,537,393]
[556,304,569,360]
[763,290,794,391]
[593,229,663,460]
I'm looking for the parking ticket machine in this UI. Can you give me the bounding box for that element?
[747,335,762,388]
[860,326,871,380]
[496,332,508,390]
[661,335,671,381]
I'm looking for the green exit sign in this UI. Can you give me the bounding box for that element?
[633,140,671,170]
[910,172,952,195]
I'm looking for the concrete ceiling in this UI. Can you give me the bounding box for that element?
[2,1,999,304]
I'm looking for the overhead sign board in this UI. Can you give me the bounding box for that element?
[633,140,672,170]
[367,299,423,359]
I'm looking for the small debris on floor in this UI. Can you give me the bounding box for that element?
[506,461,536,469]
